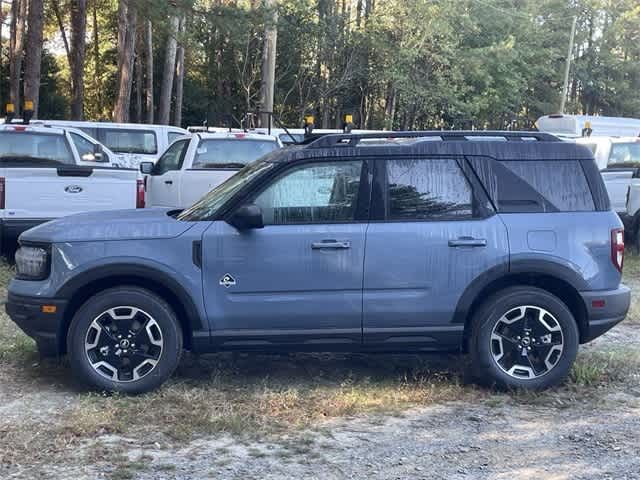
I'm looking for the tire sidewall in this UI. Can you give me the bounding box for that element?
[472,287,579,390]
[67,287,182,394]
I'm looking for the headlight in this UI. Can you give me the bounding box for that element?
[15,245,50,280]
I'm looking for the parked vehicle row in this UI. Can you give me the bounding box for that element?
[30,120,189,167]
[5,131,630,394]
[0,124,143,252]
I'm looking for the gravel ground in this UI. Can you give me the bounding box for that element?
[1,258,639,480]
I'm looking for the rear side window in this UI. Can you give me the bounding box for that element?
[468,158,595,212]
[99,128,157,154]
[385,159,475,220]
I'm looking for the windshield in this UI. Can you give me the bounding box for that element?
[192,139,280,168]
[178,160,274,221]
[0,131,74,165]
[609,142,640,165]
[100,128,157,154]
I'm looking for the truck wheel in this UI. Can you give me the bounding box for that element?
[67,287,183,394]
[468,286,579,390]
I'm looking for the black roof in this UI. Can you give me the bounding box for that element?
[268,130,595,163]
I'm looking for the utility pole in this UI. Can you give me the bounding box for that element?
[560,15,577,113]
[259,0,278,129]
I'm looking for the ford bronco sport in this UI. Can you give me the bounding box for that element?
[6,131,630,393]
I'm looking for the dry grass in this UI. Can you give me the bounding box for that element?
[1,256,640,472]
[623,250,640,324]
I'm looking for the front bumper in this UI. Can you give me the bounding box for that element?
[580,285,631,343]
[5,293,68,356]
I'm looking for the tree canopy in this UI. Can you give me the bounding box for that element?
[1,0,638,129]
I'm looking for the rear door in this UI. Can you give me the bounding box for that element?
[363,157,509,349]
[146,138,190,208]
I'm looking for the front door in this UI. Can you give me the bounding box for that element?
[201,159,370,348]
[146,139,189,208]
[363,157,509,349]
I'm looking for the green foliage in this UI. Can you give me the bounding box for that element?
[2,0,639,128]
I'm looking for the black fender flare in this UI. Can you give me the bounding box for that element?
[56,262,205,332]
[453,259,588,324]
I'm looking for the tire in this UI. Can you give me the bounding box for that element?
[468,286,579,390]
[67,286,183,394]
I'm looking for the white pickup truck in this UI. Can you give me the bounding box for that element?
[141,131,282,208]
[0,124,143,252]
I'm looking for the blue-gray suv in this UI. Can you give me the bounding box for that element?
[6,131,630,393]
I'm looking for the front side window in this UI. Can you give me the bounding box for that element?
[168,132,185,144]
[386,159,474,220]
[0,132,74,165]
[192,139,280,169]
[178,160,274,221]
[71,132,103,162]
[100,129,157,154]
[153,139,189,175]
[253,161,363,225]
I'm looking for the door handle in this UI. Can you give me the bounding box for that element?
[311,240,351,249]
[448,237,487,247]
[164,180,173,185]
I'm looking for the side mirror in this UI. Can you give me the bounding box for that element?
[140,161,155,175]
[228,204,264,230]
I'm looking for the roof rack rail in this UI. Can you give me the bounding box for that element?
[306,130,559,148]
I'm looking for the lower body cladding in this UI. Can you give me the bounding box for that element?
[5,286,631,357]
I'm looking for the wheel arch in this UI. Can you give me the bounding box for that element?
[456,264,589,352]
[56,263,205,354]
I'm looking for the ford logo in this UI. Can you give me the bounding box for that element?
[65,185,83,194]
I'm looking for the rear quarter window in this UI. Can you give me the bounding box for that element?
[468,157,595,212]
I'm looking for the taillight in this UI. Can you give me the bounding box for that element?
[0,177,5,209]
[136,179,145,208]
[611,228,624,272]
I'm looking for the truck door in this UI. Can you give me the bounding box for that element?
[146,139,190,208]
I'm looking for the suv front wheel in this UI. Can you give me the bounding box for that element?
[67,287,183,394]
[469,286,579,390]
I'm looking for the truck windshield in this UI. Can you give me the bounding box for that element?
[0,131,74,165]
[192,139,280,169]
[609,142,640,165]
[178,160,274,221]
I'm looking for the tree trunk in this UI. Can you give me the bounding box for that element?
[113,0,137,122]
[134,25,143,123]
[145,20,154,123]
[9,0,27,115]
[158,15,179,125]
[70,0,88,119]
[92,0,103,117]
[23,0,44,118]
[173,19,185,127]
[259,0,278,128]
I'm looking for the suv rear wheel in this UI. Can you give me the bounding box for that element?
[469,286,579,390]
[67,287,183,394]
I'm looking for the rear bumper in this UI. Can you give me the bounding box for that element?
[580,285,631,343]
[5,293,67,356]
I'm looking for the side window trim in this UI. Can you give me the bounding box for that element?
[240,158,371,225]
